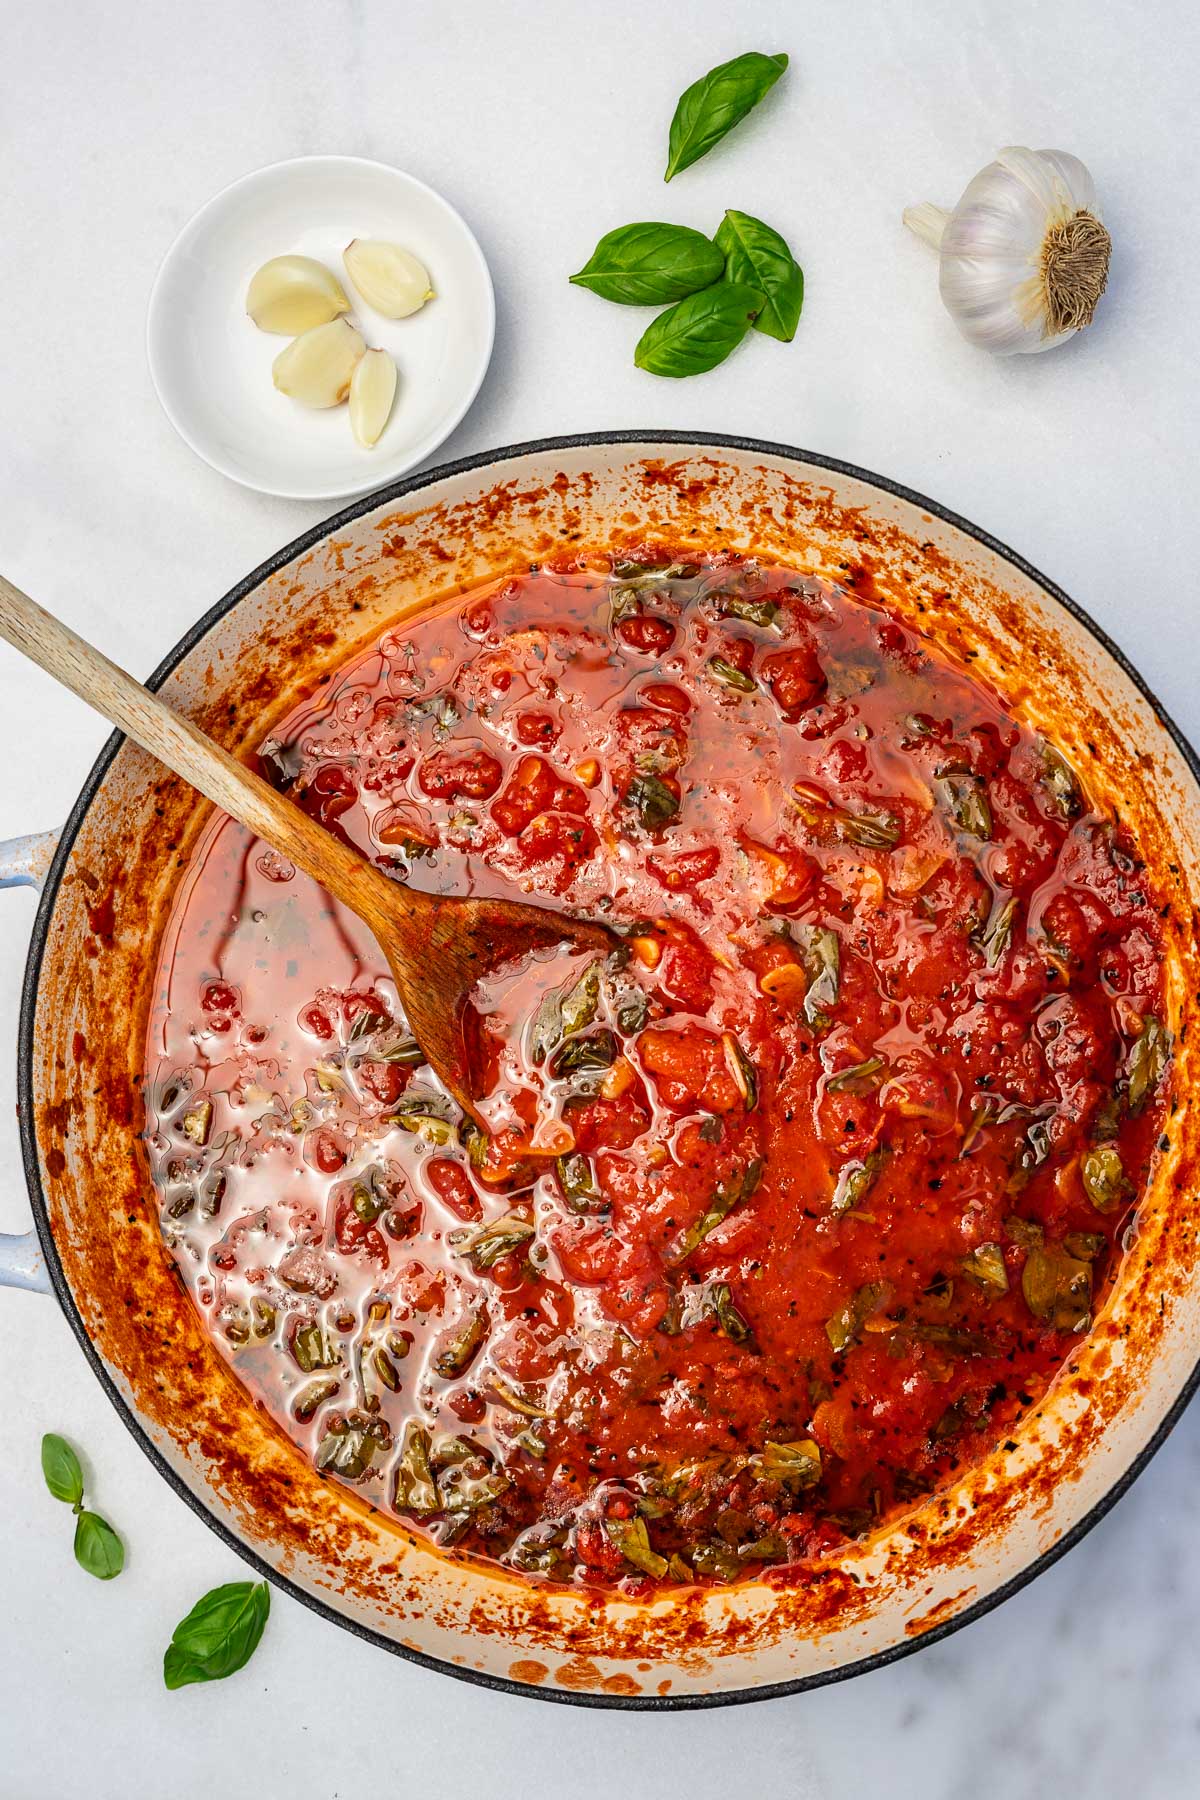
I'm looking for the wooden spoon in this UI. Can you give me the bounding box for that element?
[0,574,616,1125]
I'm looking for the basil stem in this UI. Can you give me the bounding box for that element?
[490,1376,550,1419]
[371,1037,424,1065]
[713,210,804,341]
[570,222,725,305]
[664,51,789,181]
[634,282,764,378]
[163,1580,271,1690]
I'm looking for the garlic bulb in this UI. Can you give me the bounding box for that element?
[903,148,1111,355]
[344,239,434,319]
[272,319,365,407]
[349,348,398,447]
[246,255,350,334]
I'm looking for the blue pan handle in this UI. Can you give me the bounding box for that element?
[0,830,60,1294]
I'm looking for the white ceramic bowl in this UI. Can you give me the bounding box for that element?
[146,156,495,501]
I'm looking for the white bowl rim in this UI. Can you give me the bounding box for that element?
[145,153,497,501]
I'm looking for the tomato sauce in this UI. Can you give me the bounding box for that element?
[144,552,1171,1592]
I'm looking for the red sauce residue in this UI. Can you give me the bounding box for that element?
[142,552,1170,1599]
[508,1657,549,1685]
[904,1584,977,1635]
[87,891,116,941]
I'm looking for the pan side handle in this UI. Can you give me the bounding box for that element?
[0,829,61,1294]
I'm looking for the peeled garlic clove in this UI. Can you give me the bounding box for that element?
[349,348,398,448]
[343,239,434,319]
[246,255,350,334]
[272,319,365,408]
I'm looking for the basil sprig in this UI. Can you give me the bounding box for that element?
[664,51,788,181]
[567,50,805,377]
[40,1431,125,1581]
[713,210,804,342]
[164,1580,271,1690]
[635,282,764,377]
[570,222,725,305]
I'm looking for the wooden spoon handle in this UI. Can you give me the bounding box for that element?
[0,572,429,932]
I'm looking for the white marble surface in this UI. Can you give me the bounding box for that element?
[2,0,1199,1793]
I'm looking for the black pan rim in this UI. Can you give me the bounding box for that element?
[18,428,1200,1710]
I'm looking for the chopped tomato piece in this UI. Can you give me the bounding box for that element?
[491,754,590,835]
[418,746,503,800]
[647,846,721,892]
[762,642,826,716]
[638,1024,742,1113]
[426,1157,482,1221]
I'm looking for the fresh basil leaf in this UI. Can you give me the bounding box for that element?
[163,1580,271,1690]
[570,222,725,305]
[41,1433,84,1508]
[73,1510,124,1580]
[713,210,804,341]
[664,51,789,181]
[634,282,763,378]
